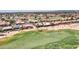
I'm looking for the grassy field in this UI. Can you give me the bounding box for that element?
[0,29,79,49]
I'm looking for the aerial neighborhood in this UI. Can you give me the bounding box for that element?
[1,11,79,49]
[0,11,79,38]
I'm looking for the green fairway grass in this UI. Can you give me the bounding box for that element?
[0,29,79,49]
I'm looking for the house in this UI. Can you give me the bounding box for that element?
[0,21,6,26]
[12,24,22,30]
[22,23,34,29]
[2,26,13,31]
[0,21,10,26]
[15,19,25,25]
[43,22,53,26]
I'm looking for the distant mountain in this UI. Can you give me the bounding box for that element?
[0,10,79,13]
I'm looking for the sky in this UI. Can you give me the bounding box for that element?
[0,0,79,11]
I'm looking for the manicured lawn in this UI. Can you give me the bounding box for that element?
[0,29,79,49]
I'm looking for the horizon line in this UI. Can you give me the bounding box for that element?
[0,10,79,13]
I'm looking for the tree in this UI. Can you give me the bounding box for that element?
[8,19,16,25]
[1,18,5,21]
[4,19,15,26]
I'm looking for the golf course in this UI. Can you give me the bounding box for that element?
[0,29,79,49]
